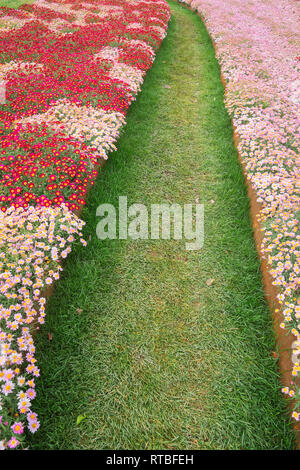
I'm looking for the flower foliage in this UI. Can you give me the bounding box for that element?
[180,0,300,417]
[0,0,170,449]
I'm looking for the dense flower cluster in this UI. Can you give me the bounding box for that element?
[180,0,300,416]
[0,0,170,449]
[0,205,86,449]
[0,123,100,212]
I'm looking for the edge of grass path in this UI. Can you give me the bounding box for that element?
[28,0,295,450]
[0,1,35,7]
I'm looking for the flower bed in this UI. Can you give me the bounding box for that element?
[0,0,170,449]
[179,0,300,422]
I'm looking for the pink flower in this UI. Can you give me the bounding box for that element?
[11,422,24,435]
[28,420,40,434]
[26,388,36,400]
[7,437,19,449]
[27,412,38,423]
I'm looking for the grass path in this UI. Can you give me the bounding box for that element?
[0,1,34,7]
[29,1,295,450]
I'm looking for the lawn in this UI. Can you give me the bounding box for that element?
[27,1,295,450]
[0,0,34,7]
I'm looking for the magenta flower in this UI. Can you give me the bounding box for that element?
[7,438,19,449]
[11,422,24,435]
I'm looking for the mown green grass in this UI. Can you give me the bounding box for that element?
[0,0,34,7]
[28,1,295,449]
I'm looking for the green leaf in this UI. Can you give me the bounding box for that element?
[76,415,86,426]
